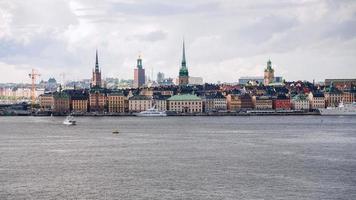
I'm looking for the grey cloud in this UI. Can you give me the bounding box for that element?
[109,1,219,16]
[322,19,356,40]
[236,15,299,44]
[10,0,77,28]
[131,30,167,42]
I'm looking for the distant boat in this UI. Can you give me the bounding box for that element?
[135,107,167,117]
[319,102,356,116]
[63,115,76,125]
[112,130,119,134]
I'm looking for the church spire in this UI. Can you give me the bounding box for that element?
[137,53,143,69]
[179,39,189,78]
[181,40,186,68]
[95,49,99,72]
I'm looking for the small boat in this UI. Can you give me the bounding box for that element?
[112,129,119,134]
[134,107,167,117]
[63,115,76,125]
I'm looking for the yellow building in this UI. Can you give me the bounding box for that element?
[167,94,202,113]
[308,92,325,110]
[71,94,88,113]
[108,93,126,113]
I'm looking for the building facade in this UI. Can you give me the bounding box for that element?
[39,93,54,111]
[226,93,253,111]
[324,86,343,107]
[72,98,88,113]
[342,90,356,104]
[53,92,70,114]
[204,93,227,112]
[89,90,106,112]
[153,95,170,111]
[167,94,202,113]
[252,96,273,110]
[291,94,309,110]
[308,92,325,110]
[273,95,291,110]
[108,93,126,113]
[129,95,152,112]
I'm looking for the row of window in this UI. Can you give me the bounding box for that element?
[170,101,202,106]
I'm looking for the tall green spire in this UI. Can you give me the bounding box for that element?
[265,59,274,72]
[95,49,99,72]
[182,40,186,67]
[137,54,143,69]
[179,40,189,77]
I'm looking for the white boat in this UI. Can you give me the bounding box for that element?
[63,116,76,125]
[319,102,356,116]
[135,107,167,117]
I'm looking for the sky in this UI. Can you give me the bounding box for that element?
[0,0,355,84]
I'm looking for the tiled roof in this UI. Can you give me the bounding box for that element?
[167,94,201,101]
[129,95,152,100]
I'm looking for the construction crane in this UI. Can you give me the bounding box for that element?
[28,69,41,110]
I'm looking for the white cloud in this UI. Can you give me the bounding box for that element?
[0,0,355,83]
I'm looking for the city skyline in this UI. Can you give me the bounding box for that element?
[0,0,356,83]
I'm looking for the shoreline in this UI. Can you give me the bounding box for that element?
[0,111,322,117]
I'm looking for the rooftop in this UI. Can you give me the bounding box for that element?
[168,94,201,101]
[129,95,152,100]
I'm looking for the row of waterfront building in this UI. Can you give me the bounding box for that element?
[38,78,356,114]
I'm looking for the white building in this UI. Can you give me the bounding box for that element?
[291,94,309,110]
[128,95,153,112]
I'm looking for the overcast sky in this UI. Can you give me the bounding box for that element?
[0,0,355,84]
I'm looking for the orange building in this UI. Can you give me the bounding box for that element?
[108,93,126,113]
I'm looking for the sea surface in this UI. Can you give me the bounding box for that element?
[0,116,356,200]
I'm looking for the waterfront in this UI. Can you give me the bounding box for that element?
[1,116,356,199]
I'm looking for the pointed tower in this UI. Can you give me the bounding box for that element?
[95,49,100,72]
[134,54,146,88]
[264,59,274,86]
[91,49,102,88]
[178,40,189,86]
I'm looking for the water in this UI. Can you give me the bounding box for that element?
[0,116,356,200]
